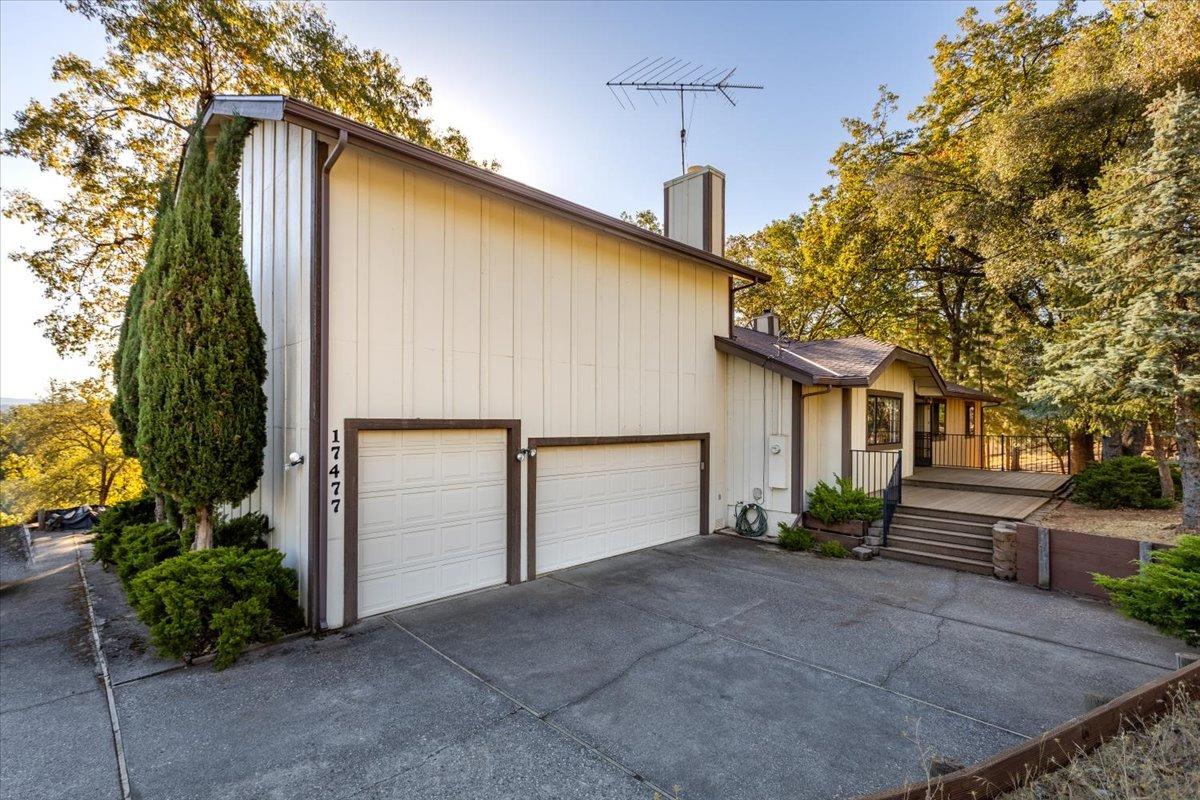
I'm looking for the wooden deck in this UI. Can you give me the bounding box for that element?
[899,485,1049,521]
[907,467,1071,497]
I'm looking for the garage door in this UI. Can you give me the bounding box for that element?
[356,428,508,617]
[534,440,702,574]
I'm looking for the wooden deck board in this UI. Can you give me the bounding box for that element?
[911,467,1070,494]
[900,485,1049,520]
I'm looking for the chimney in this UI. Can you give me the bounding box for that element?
[752,311,779,337]
[663,165,725,256]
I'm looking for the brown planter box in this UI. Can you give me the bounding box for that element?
[802,513,868,547]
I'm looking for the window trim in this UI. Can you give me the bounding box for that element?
[866,390,904,449]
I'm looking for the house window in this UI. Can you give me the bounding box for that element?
[867,394,903,447]
[965,403,977,436]
[933,400,947,436]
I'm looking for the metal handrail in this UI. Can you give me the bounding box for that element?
[849,448,902,546]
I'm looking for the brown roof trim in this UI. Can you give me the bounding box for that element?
[202,95,769,285]
[714,336,815,385]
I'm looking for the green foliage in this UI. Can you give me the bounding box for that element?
[619,209,662,235]
[128,547,302,670]
[214,512,272,550]
[817,540,852,559]
[136,117,266,522]
[776,522,815,552]
[113,522,182,588]
[3,0,494,358]
[1074,456,1178,509]
[111,180,174,458]
[0,379,144,524]
[91,495,156,566]
[806,477,884,524]
[1094,536,1200,646]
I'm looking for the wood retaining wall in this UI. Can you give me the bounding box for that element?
[857,660,1199,800]
[1012,523,1167,600]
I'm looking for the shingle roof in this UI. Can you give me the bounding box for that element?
[717,326,1000,402]
[725,327,895,381]
[943,382,1003,403]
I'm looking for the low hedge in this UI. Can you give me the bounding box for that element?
[92,496,156,566]
[1095,535,1200,646]
[806,477,883,525]
[776,522,815,552]
[1073,456,1180,510]
[113,521,184,588]
[90,504,300,670]
[129,547,303,670]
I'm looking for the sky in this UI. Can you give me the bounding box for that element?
[0,0,981,400]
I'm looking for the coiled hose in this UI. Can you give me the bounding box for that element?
[735,502,768,537]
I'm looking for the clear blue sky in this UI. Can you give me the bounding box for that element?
[1,0,984,398]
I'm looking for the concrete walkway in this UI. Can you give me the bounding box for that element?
[0,526,121,799]
[1,531,1184,800]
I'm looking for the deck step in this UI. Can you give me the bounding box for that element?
[885,535,992,560]
[903,478,1060,498]
[888,523,993,547]
[877,546,993,575]
[891,513,994,536]
[897,504,1011,525]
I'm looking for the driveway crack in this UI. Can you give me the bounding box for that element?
[879,617,948,688]
[384,616,677,798]
[545,629,703,718]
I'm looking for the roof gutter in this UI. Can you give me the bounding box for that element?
[310,128,347,631]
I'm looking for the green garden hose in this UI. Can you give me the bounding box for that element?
[735,502,768,537]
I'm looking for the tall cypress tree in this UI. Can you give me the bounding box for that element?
[137,117,265,548]
[112,180,174,458]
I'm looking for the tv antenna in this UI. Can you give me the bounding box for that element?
[607,58,763,174]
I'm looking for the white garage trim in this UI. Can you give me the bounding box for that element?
[526,433,710,579]
[343,419,521,625]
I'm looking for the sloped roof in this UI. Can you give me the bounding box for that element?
[199,95,770,285]
[716,326,1000,402]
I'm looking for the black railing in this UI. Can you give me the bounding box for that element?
[915,432,1071,474]
[881,453,902,546]
[849,449,902,546]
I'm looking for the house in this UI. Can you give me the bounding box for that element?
[201,95,1019,630]
[718,320,1001,531]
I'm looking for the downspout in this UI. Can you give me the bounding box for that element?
[729,279,756,335]
[314,129,347,630]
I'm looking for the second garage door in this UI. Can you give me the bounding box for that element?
[356,428,508,617]
[534,440,702,574]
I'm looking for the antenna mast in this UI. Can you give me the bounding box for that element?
[607,58,763,173]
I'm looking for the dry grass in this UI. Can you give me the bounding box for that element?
[998,692,1200,800]
[1041,501,1183,544]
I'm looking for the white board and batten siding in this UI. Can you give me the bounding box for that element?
[323,145,732,626]
[724,359,795,530]
[236,120,315,609]
[848,361,916,479]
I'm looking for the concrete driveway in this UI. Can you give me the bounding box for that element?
[3,533,1182,800]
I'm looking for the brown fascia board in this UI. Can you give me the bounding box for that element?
[202,95,770,285]
[714,336,815,385]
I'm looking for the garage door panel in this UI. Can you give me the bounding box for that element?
[355,428,508,617]
[535,441,701,574]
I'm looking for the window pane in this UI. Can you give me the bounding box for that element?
[867,395,902,446]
